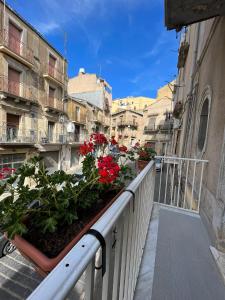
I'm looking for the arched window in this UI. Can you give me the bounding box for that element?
[198,98,209,152]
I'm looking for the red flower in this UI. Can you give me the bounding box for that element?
[91,133,108,146]
[79,142,94,156]
[119,145,128,153]
[134,142,140,149]
[138,150,149,159]
[110,137,118,145]
[97,155,120,184]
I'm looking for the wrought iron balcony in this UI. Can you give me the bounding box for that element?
[118,120,138,128]
[0,125,37,144]
[43,64,65,86]
[0,76,38,103]
[0,29,34,67]
[144,124,158,133]
[44,98,64,113]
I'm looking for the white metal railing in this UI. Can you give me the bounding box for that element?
[28,161,155,300]
[155,156,208,212]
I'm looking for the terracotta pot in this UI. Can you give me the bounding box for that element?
[137,160,149,171]
[12,189,123,276]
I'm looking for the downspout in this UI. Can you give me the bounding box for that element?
[180,23,201,157]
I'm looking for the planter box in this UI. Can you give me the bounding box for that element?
[12,190,123,276]
[137,160,149,171]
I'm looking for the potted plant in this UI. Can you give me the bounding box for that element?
[0,133,134,275]
[135,143,156,171]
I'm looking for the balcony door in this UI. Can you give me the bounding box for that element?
[49,86,55,107]
[49,54,56,77]
[6,113,20,142]
[8,67,20,96]
[8,21,22,55]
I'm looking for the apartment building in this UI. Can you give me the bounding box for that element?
[68,69,111,137]
[111,110,143,147]
[165,2,225,250]
[112,96,155,114]
[142,97,173,154]
[0,1,67,172]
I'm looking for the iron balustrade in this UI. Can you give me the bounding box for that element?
[0,29,34,64]
[155,156,208,212]
[28,161,155,300]
[0,126,37,143]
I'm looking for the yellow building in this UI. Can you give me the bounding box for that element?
[112,96,155,113]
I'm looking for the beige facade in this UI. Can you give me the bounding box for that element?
[111,110,143,147]
[0,2,67,171]
[142,96,173,154]
[171,16,225,249]
[112,96,155,113]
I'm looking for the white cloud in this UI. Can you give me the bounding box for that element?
[35,21,59,35]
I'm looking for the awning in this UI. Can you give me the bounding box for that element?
[165,0,225,30]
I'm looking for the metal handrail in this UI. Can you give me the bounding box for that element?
[28,161,155,300]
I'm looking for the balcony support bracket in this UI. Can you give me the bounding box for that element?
[125,189,135,212]
[86,229,106,277]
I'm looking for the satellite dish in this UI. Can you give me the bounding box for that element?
[67,122,75,133]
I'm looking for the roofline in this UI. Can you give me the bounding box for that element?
[69,74,112,89]
[67,94,104,111]
[1,0,66,60]
[112,109,143,117]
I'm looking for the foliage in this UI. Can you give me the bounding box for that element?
[0,134,137,240]
[134,143,156,161]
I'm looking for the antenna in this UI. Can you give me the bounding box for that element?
[64,31,67,58]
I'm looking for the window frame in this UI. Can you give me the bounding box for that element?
[196,86,211,158]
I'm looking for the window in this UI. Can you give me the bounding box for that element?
[148,116,156,130]
[75,106,80,121]
[48,122,55,142]
[49,54,56,77]
[6,113,20,142]
[8,67,20,96]
[49,86,55,107]
[0,154,25,179]
[198,98,209,152]
[8,21,22,55]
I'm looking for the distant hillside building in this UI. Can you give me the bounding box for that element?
[68,68,112,112]
[112,96,155,113]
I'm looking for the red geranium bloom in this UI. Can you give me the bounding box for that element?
[97,155,120,184]
[110,137,118,145]
[119,145,128,153]
[91,133,108,146]
[79,142,94,156]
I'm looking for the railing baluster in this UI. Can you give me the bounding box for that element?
[102,233,113,300]
[197,162,205,212]
[183,160,190,209]
[191,161,197,211]
[164,162,169,204]
[85,257,95,300]
[158,158,163,203]
[176,160,183,207]
[170,161,176,206]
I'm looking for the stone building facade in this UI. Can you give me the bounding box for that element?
[169,15,225,250]
[112,96,154,114]
[111,110,143,147]
[0,1,67,173]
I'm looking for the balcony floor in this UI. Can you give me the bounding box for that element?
[135,204,225,300]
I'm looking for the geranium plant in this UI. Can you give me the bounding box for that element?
[0,133,136,269]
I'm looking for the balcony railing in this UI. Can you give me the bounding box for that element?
[118,121,138,128]
[45,98,64,112]
[43,64,65,85]
[28,161,155,300]
[144,124,158,132]
[155,156,208,212]
[158,122,173,131]
[0,126,37,144]
[0,76,37,103]
[67,133,88,144]
[0,29,34,66]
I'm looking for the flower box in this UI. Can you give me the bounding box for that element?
[12,189,123,275]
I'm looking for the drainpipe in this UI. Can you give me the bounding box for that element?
[180,22,201,158]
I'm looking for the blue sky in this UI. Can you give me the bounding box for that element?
[7,0,179,99]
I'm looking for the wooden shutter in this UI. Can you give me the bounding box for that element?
[8,22,22,55]
[49,54,56,77]
[8,67,20,95]
[7,113,20,127]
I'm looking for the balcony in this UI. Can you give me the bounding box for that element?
[144,124,158,133]
[0,29,34,68]
[44,98,64,113]
[158,122,173,131]
[67,133,88,144]
[118,120,138,128]
[0,125,37,145]
[3,156,225,299]
[0,76,38,104]
[43,65,65,87]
